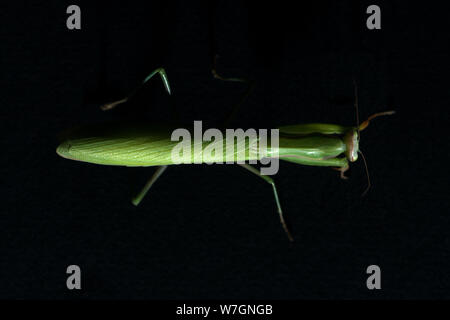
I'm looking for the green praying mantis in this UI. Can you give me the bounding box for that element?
[56,67,395,242]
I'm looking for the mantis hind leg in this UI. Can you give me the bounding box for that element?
[132,165,168,206]
[212,55,255,127]
[238,164,294,242]
[101,67,171,111]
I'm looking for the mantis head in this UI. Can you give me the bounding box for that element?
[343,111,396,163]
[340,108,395,196]
[340,80,396,195]
[349,80,395,163]
[344,129,359,162]
[344,110,395,196]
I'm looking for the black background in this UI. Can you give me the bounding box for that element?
[0,1,448,299]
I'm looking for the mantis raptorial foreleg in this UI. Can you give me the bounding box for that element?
[101,67,171,111]
[238,164,293,242]
[132,165,168,206]
[333,165,350,179]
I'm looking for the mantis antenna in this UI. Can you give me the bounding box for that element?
[359,110,396,131]
[358,150,371,196]
[353,79,371,196]
[353,79,395,195]
[353,78,361,137]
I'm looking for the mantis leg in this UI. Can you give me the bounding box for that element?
[101,67,171,111]
[238,164,294,242]
[132,165,168,206]
[211,55,255,127]
[332,164,349,179]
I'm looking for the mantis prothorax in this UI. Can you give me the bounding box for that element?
[56,67,394,242]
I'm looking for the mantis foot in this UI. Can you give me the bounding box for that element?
[333,166,349,180]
